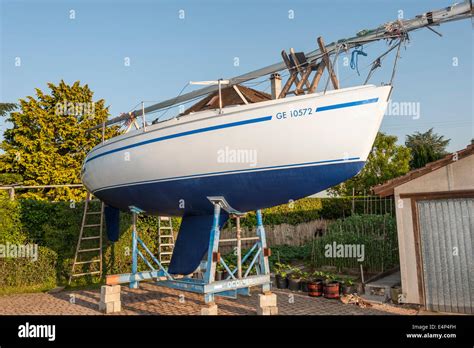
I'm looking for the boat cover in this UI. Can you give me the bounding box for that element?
[104,206,120,242]
[168,213,228,275]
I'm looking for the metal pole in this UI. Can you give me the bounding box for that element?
[142,101,147,131]
[101,122,105,143]
[256,209,271,292]
[130,212,139,289]
[218,79,223,114]
[236,216,242,279]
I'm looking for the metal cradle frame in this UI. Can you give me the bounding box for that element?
[106,197,272,304]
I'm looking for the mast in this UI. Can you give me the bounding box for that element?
[91,0,472,130]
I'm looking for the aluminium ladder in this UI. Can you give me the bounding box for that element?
[157,216,174,266]
[69,192,104,284]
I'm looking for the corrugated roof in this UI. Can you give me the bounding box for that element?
[372,143,474,197]
[182,85,271,115]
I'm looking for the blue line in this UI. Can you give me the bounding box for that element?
[86,115,273,163]
[316,98,379,112]
[93,157,361,193]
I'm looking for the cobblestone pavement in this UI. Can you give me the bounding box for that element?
[0,283,398,315]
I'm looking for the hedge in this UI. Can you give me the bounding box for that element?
[0,246,57,294]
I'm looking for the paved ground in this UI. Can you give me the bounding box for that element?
[0,282,408,315]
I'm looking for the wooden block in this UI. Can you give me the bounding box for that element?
[100,285,121,296]
[103,292,120,303]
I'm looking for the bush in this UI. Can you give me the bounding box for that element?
[0,246,57,294]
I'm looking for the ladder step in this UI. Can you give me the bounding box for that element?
[159,235,173,238]
[81,236,101,240]
[160,260,170,264]
[86,211,102,215]
[159,217,170,221]
[160,252,173,255]
[78,248,101,253]
[71,271,101,277]
[159,227,173,230]
[160,243,174,247]
[89,199,101,203]
[74,260,101,265]
[84,224,101,228]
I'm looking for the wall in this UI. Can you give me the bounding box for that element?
[394,155,474,305]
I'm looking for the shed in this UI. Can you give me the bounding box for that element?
[373,144,473,314]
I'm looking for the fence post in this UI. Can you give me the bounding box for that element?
[8,187,15,200]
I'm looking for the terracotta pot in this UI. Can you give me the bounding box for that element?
[307,279,323,297]
[323,281,340,299]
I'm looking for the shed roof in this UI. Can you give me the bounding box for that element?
[373,143,474,197]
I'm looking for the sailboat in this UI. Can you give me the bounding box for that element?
[81,1,472,274]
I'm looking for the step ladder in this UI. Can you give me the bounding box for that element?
[158,216,174,266]
[69,193,104,284]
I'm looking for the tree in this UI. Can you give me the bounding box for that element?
[405,128,450,169]
[0,103,17,117]
[330,132,411,196]
[0,80,118,201]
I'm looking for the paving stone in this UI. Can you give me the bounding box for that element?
[0,283,394,316]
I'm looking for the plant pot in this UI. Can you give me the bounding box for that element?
[391,286,402,304]
[342,285,355,295]
[307,279,323,297]
[323,281,340,299]
[288,277,301,291]
[215,271,223,281]
[275,274,288,289]
[222,270,228,280]
[300,280,310,292]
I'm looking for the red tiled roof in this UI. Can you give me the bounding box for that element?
[182,85,271,115]
[372,144,474,197]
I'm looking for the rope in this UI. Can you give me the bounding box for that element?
[350,44,368,76]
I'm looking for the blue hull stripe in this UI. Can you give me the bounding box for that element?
[93,157,361,193]
[86,115,273,163]
[316,98,378,112]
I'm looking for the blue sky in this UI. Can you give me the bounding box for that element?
[1,0,472,151]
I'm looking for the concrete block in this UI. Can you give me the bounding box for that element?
[258,293,277,307]
[201,304,218,315]
[100,285,121,296]
[103,292,120,303]
[99,300,121,314]
[257,306,278,316]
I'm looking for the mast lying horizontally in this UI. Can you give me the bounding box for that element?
[92,0,472,130]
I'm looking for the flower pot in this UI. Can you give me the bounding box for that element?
[300,280,310,292]
[275,274,288,289]
[288,277,301,291]
[215,271,223,281]
[307,279,323,297]
[323,281,340,299]
[342,284,355,295]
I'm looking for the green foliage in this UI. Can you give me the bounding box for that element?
[0,246,57,294]
[0,173,23,185]
[0,103,17,117]
[330,132,411,196]
[405,128,450,169]
[0,192,26,244]
[0,81,118,201]
[310,214,398,273]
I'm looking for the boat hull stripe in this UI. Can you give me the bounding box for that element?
[86,115,273,163]
[92,157,361,193]
[316,98,379,112]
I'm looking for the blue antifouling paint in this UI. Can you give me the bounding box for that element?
[168,213,228,275]
[104,206,120,242]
